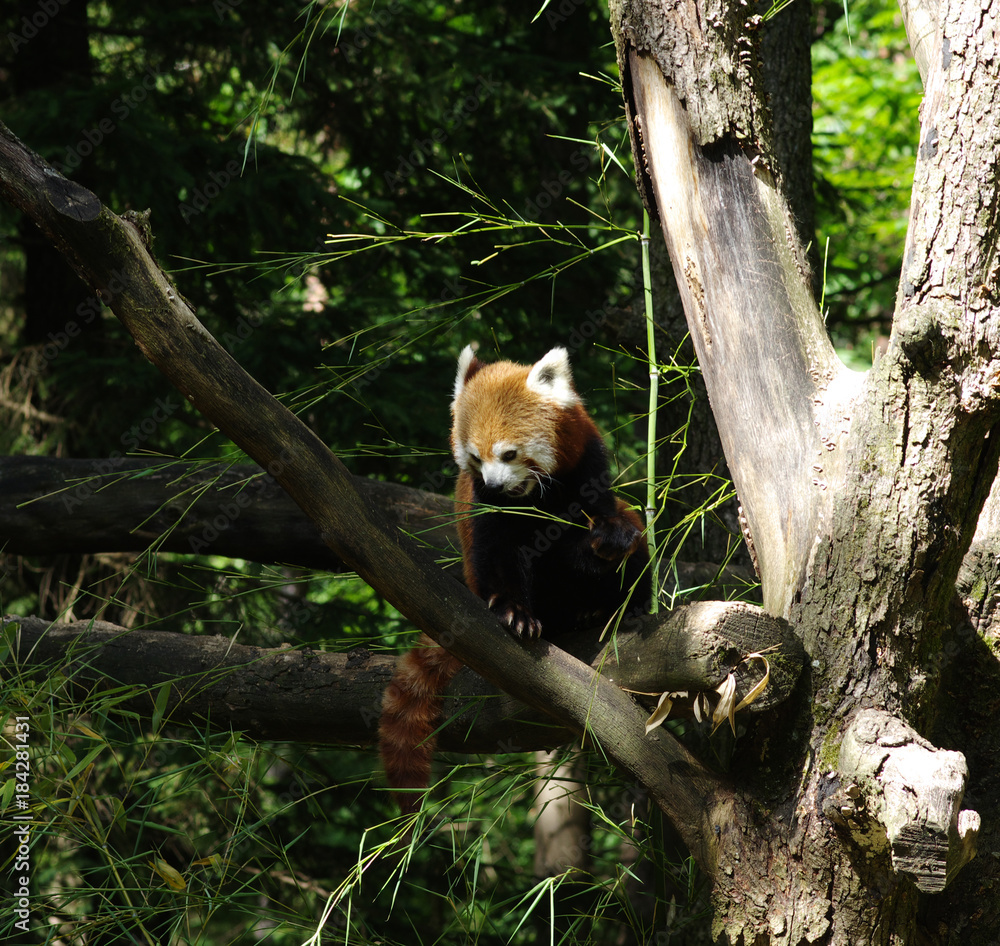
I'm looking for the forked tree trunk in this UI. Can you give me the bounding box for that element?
[610,0,1000,940]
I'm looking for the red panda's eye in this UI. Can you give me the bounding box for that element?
[501,449,517,463]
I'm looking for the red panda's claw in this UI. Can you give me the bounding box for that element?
[488,595,542,640]
[516,614,543,640]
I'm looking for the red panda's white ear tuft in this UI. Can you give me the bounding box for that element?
[526,347,579,408]
[453,344,480,408]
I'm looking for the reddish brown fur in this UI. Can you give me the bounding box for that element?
[454,472,478,595]
[451,369,598,595]
[451,361,554,457]
[378,635,464,815]
[552,402,600,474]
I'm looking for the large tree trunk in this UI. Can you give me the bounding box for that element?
[610,0,999,941]
[622,0,815,576]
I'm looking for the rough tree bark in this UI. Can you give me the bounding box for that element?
[611,0,999,941]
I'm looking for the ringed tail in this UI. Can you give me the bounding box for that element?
[379,634,464,814]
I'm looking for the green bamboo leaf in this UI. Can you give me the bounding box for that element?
[64,744,105,782]
[151,682,172,732]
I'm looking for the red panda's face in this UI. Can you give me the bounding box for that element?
[458,435,553,497]
[451,346,581,498]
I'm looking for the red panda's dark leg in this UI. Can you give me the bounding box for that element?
[565,434,646,564]
[465,498,543,638]
[588,498,646,562]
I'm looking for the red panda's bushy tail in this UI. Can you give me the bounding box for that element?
[379,634,464,815]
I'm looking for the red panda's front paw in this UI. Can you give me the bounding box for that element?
[588,512,644,563]
[487,595,543,639]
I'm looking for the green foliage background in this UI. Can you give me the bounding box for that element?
[812,0,921,365]
[0,0,920,942]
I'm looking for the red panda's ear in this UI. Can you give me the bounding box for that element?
[527,347,579,408]
[453,344,484,406]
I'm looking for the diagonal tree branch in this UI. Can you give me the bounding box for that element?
[0,119,739,872]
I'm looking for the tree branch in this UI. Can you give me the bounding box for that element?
[898,0,941,85]
[0,455,753,599]
[3,603,801,748]
[834,709,979,893]
[0,455,460,574]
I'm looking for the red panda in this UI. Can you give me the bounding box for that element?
[379,345,651,814]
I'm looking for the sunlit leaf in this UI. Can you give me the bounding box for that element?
[644,691,674,734]
[735,653,771,713]
[150,857,187,892]
[151,682,172,732]
[711,673,738,735]
[192,853,226,874]
[693,693,711,724]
